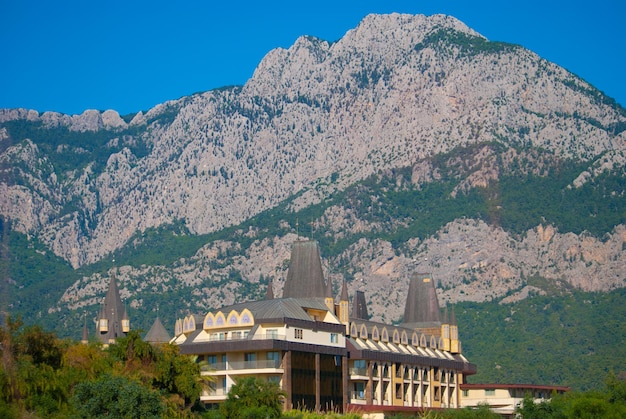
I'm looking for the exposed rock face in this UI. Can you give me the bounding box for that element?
[1,13,625,316]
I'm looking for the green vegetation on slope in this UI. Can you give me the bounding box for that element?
[0,322,205,418]
[3,143,625,392]
[459,287,626,391]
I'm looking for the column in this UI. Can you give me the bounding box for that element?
[366,361,373,405]
[283,351,292,410]
[315,353,320,412]
[342,355,349,412]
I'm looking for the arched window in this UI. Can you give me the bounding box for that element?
[240,309,253,325]
[215,312,226,327]
[350,323,358,338]
[360,324,368,340]
[204,313,215,330]
[227,310,239,326]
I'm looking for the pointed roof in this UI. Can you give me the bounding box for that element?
[401,272,441,328]
[340,280,349,302]
[145,317,171,344]
[96,273,128,344]
[81,313,89,344]
[282,240,326,299]
[265,281,274,300]
[325,276,333,299]
[451,305,457,326]
[351,290,369,320]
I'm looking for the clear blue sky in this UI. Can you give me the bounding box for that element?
[1,1,624,115]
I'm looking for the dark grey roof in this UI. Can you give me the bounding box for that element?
[282,240,326,298]
[145,317,171,344]
[351,290,369,320]
[81,316,89,343]
[96,273,127,343]
[401,272,441,327]
[215,297,331,323]
[340,281,349,302]
[265,281,274,300]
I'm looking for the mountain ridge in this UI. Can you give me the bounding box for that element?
[1,13,625,331]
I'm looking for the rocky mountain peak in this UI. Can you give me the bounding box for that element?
[1,14,625,323]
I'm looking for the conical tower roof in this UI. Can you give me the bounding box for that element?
[96,273,128,344]
[282,240,326,298]
[145,317,171,344]
[351,290,369,320]
[340,280,349,302]
[265,281,274,300]
[81,313,89,344]
[402,272,441,327]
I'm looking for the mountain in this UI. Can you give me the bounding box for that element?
[1,13,625,345]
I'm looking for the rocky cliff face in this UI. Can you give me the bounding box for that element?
[1,13,625,323]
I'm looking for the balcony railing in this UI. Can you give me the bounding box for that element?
[350,390,366,401]
[207,333,287,342]
[349,367,368,376]
[203,388,227,397]
[206,359,282,372]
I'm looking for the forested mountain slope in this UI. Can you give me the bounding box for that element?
[0,14,625,389]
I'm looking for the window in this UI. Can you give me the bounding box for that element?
[485,389,495,396]
[462,390,469,397]
[267,329,278,339]
[232,331,242,340]
[208,355,217,365]
[354,382,365,400]
[244,353,256,362]
[330,333,338,343]
[354,359,366,369]
[266,351,280,364]
[294,328,303,339]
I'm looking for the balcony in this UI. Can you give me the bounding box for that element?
[205,359,282,373]
[350,390,366,402]
[200,388,227,402]
[349,367,368,377]
[207,333,287,342]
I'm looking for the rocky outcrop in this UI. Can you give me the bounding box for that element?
[2,14,625,316]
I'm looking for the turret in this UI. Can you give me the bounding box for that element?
[441,306,451,351]
[338,280,349,324]
[81,312,89,344]
[121,305,130,333]
[450,305,460,353]
[325,276,334,312]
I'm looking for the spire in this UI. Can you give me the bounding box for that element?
[265,280,274,300]
[282,240,326,298]
[340,280,349,302]
[96,272,128,344]
[402,272,441,327]
[443,305,449,324]
[325,276,333,299]
[451,305,457,325]
[145,316,171,345]
[351,290,369,320]
[325,276,334,311]
[81,312,89,344]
